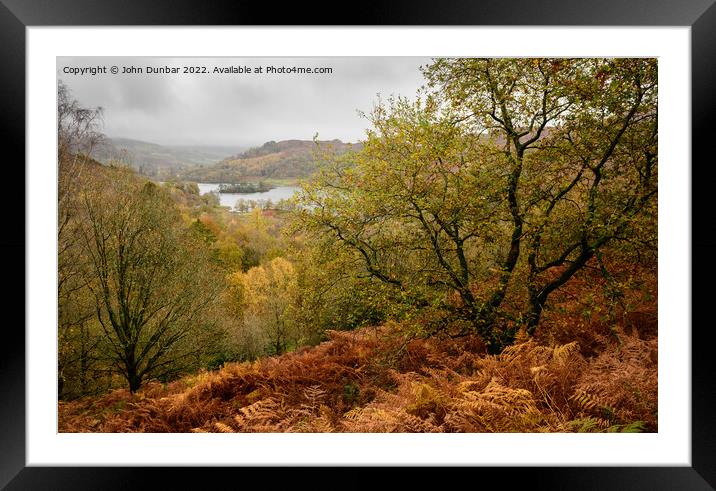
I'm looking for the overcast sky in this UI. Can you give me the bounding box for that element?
[57,57,432,147]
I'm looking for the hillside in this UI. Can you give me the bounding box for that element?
[58,327,657,433]
[58,262,657,433]
[92,137,245,178]
[179,139,362,183]
[58,58,659,437]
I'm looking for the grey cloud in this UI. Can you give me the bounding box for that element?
[57,56,431,147]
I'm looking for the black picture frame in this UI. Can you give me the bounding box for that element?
[2,1,714,488]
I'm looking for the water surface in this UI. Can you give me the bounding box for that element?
[197,183,300,209]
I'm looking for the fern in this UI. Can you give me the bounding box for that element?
[552,342,580,364]
[570,390,598,411]
[566,417,607,432]
[213,421,235,433]
[234,398,281,430]
[607,420,646,433]
[58,317,657,433]
[303,385,327,411]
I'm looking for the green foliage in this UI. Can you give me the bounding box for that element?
[613,421,647,433]
[57,58,658,424]
[218,182,272,193]
[61,161,225,393]
[190,218,218,244]
[567,417,646,433]
[343,382,360,406]
[293,58,657,352]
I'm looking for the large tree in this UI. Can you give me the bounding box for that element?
[424,58,657,334]
[74,166,224,392]
[295,58,657,352]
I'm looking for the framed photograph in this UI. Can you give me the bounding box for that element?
[4,0,714,488]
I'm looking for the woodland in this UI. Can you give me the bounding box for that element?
[58,58,658,433]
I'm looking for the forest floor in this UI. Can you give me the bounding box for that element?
[58,263,657,433]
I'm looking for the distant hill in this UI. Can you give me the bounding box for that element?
[179,139,362,184]
[92,137,246,179]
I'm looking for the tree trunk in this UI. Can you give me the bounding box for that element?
[526,295,544,336]
[471,307,516,355]
[126,358,142,393]
[525,248,595,337]
[128,371,142,393]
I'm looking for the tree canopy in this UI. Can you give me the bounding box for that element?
[71,167,225,391]
[295,58,657,352]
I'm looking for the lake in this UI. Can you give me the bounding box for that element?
[196,183,301,210]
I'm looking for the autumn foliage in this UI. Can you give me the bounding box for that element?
[57,59,658,432]
[59,260,657,433]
